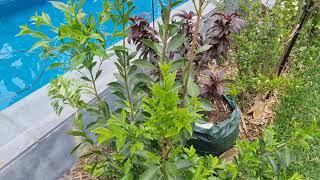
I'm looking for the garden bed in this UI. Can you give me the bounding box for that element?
[11,0,320,179]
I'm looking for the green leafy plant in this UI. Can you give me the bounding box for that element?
[91,63,210,179]
[235,128,294,179]
[233,0,299,79]
[17,0,112,118]
[231,127,310,179]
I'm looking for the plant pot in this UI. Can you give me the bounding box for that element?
[187,95,240,156]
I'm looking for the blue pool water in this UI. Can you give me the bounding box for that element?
[0,0,174,111]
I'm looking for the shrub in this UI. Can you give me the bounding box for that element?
[232,0,299,78]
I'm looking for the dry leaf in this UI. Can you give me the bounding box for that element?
[219,148,239,163]
[247,100,264,114]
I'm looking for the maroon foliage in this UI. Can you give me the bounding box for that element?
[128,16,159,63]
[203,12,246,61]
[173,11,203,59]
[200,70,235,111]
[172,10,245,68]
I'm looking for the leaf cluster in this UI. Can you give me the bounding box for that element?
[127,16,160,64]
[200,12,246,64]
[200,70,235,111]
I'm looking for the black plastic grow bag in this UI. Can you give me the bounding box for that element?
[187,95,240,156]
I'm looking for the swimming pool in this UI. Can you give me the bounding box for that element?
[0,0,170,111]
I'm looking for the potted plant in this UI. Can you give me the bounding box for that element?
[187,70,241,156]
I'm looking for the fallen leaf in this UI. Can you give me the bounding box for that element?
[247,100,265,114]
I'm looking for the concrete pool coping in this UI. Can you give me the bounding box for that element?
[0,1,215,179]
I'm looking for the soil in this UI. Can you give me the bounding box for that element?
[208,109,232,123]
[60,157,97,180]
[207,100,232,123]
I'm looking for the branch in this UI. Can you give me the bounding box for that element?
[277,0,315,76]
[182,0,205,101]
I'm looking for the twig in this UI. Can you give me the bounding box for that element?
[160,0,173,63]
[182,0,205,101]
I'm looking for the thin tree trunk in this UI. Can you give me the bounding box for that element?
[277,0,315,76]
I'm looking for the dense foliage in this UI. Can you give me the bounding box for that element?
[17,0,320,179]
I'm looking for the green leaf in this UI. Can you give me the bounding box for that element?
[92,128,114,144]
[136,73,154,83]
[112,45,127,52]
[280,146,292,169]
[132,59,156,69]
[172,58,187,70]
[66,130,87,137]
[139,165,161,180]
[89,33,104,41]
[88,14,96,28]
[16,25,49,39]
[112,31,127,38]
[92,48,108,58]
[95,69,103,80]
[71,53,86,69]
[41,12,52,25]
[199,98,214,111]
[124,159,132,174]
[128,51,138,60]
[165,128,179,138]
[116,134,127,151]
[70,143,82,154]
[172,0,184,7]
[196,44,212,54]
[92,128,111,136]
[187,79,200,97]
[141,39,161,55]
[267,155,278,173]
[108,81,124,90]
[176,159,193,171]
[48,62,64,70]
[81,76,91,82]
[168,34,185,52]
[50,1,70,13]
[73,113,84,131]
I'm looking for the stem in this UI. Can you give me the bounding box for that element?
[123,60,135,122]
[122,0,126,47]
[182,0,204,101]
[160,139,170,180]
[160,0,173,63]
[89,70,102,102]
[120,0,135,122]
[160,164,168,180]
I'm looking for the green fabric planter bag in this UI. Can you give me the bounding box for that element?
[187,95,241,156]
